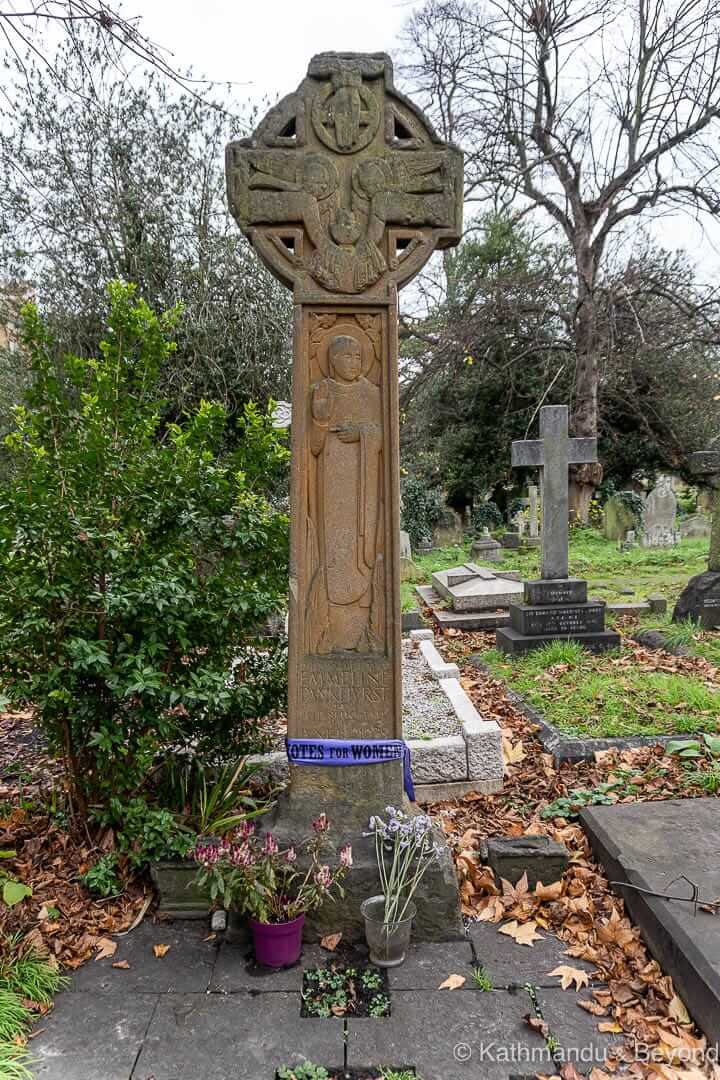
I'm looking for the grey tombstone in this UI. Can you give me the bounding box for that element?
[528,484,540,538]
[399,530,412,560]
[603,493,638,541]
[679,513,711,541]
[641,477,679,548]
[470,527,503,563]
[496,405,619,655]
[674,449,720,628]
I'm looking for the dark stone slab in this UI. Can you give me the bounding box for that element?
[496,626,621,656]
[67,920,218,994]
[486,835,570,890]
[633,629,690,657]
[386,939,475,990]
[150,860,210,918]
[135,993,342,1080]
[509,601,605,637]
[673,570,720,629]
[32,989,157,1079]
[347,988,546,1079]
[537,987,624,1070]
[524,578,587,605]
[210,939,330,993]
[501,531,521,549]
[401,609,425,632]
[582,798,720,1045]
[468,921,597,989]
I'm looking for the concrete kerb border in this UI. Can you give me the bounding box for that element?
[246,631,505,801]
[468,655,685,764]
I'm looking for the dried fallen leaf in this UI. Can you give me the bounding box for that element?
[668,993,691,1023]
[438,973,466,990]
[153,944,171,958]
[498,919,543,946]
[535,880,563,901]
[111,960,130,970]
[320,933,342,952]
[94,938,117,961]
[548,964,591,991]
[597,1021,623,1033]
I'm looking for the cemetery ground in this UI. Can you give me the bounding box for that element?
[2,611,720,1077]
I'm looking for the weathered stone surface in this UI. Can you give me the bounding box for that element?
[680,512,711,539]
[150,861,211,920]
[415,585,511,630]
[528,483,540,538]
[432,565,523,611]
[486,835,570,889]
[501,531,521,549]
[407,735,467,783]
[461,712,504,783]
[582,798,720,1043]
[471,528,503,562]
[399,555,420,582]
[673,569,720,628]
[603,493,638,540]
[432,508,465,547]
[399,529,412,559]
[511,406,597,580]
[401,609,425,632]
[226,51,465,940]
[523,577,588,605]
[641,476,679,547]
[648,594,668,613]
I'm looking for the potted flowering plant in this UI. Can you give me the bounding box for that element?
[193,814,351,967]
[361,807,441,967]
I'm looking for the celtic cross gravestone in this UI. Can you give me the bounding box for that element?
[226,53,464,938]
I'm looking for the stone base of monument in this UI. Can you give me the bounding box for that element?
[673,570,720,629]
[496,578,621,656]
[261,761,464,944]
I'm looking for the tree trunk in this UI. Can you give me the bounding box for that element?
[570,245,604,522]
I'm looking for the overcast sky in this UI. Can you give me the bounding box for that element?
[133,0,720,280]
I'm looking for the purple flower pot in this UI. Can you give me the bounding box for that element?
[249,913,305,968]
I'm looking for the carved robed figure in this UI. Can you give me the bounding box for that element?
[226,53,464,939]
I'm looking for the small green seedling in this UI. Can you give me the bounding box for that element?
[472,965,493,991]
[277,1064,329,1080]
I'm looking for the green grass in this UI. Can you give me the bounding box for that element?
[0,938,68,1080]
[639,612,720,666]
[402,528,709,611]
[481,641,720,738]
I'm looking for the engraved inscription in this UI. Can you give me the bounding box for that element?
[522,605,604,636]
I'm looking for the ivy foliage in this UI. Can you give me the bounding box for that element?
[0,282,289,827]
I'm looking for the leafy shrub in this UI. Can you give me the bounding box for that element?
[80,854,123,897]
[471,500,502,533]
[400,477,445,549]
[0,283,289,842]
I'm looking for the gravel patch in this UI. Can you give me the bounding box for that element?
[402,638,461,739]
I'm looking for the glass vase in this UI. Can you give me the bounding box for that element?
[360,894,416,967]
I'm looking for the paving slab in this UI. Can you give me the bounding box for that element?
[386,938,475,990]
[348,987,546,1079]
[67,919,218,995]
[538,987,625,1072]
[210,939,330,993]
[415,585,510,630]
[133,992,342,1080]
[582,798,720,1046]
[468,920,598,989]
[33,989,158,1079]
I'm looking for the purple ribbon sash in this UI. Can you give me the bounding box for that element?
[285,738,415,802]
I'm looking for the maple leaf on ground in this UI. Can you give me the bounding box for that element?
[320,933,342,951]
[498,919,543,946]
[438,973,466,990]
[501,872,531,903]
[548,964,591,991]
[152,944,171,958]
[94,938,116,961]
[502,737,526,765]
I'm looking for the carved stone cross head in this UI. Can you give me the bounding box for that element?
[226,52,463,301]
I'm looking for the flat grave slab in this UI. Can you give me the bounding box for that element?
[431,567,524,612]
[468,921,597,989]
[582,798,720,1046]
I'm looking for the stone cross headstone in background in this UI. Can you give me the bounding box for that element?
[528,484,540,538]
[641,476,679,547]
[496,405,620,655]
[674,449,720,627]
[226,52,464,938]
[509,406,596,580]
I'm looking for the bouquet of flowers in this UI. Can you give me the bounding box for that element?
[367,806,441,928]
[193,814,351,924]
